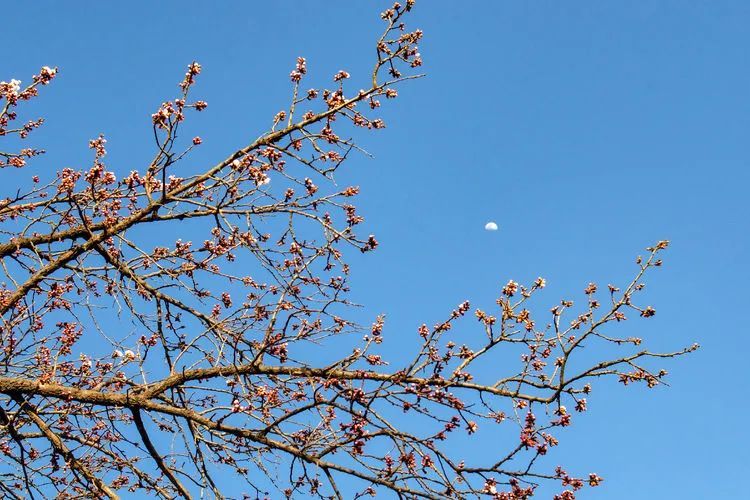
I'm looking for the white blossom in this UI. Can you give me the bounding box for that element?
[1,79,22,94]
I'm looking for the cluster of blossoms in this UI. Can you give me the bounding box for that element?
[1,66,57,168]
[290,56,307,83]
[151,63,206,130]
[0,79,22,98]
[333,70,350,82]
[0,67,55,103]
[57,322,82,356]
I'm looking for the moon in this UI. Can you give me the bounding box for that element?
[484,222,498,231]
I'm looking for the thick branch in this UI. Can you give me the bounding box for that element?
[131,409,192,499]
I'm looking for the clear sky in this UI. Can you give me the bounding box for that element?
[4,0,749,498]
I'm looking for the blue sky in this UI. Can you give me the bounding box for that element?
[4,0,749,497]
